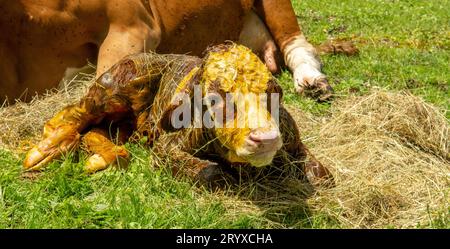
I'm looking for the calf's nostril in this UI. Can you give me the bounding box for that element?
[249,133,262,143]
[249,130,279,144]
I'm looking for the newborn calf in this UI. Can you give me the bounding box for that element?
[24,44,333,187]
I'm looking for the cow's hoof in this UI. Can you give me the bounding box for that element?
[315,77,334,102]
[305,161,335,188]
[298,77,334,102]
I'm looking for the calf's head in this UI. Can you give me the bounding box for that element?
[161,44,284,167]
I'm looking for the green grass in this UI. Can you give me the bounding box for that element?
[0,147,270,228]
[0,0,448,228]
[283,0,449,115]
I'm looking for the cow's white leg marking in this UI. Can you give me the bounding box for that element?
[283,34,326,93]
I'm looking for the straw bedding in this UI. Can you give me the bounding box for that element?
[0,75,448,228]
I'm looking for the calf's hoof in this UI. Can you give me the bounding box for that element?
[196,163,237,189]
[305,161,335,188]
[84,151,129,174]
[23,125,81,171]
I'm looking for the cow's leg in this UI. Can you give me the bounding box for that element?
[96,23,160,77]
[239,11,282,74]
[254,0,332,101]
[283,34,333,101]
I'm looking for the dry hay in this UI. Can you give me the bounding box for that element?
[0,72,94,154]
[290,91,449,228]
[0,73,448,228]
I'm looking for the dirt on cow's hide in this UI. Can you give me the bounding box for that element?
[0,75,448,228]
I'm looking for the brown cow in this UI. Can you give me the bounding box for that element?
[0,0,331,103]
[23,43,334,187]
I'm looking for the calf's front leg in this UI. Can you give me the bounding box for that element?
[24,53,171,171]
[23,84,130,171]
[81,116,135,174]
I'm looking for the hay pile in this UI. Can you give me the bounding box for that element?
[0,73,94,154]
[293,91,449,228]
[0,74,448,228]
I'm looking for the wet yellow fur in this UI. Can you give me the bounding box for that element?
[200,44,276,163]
